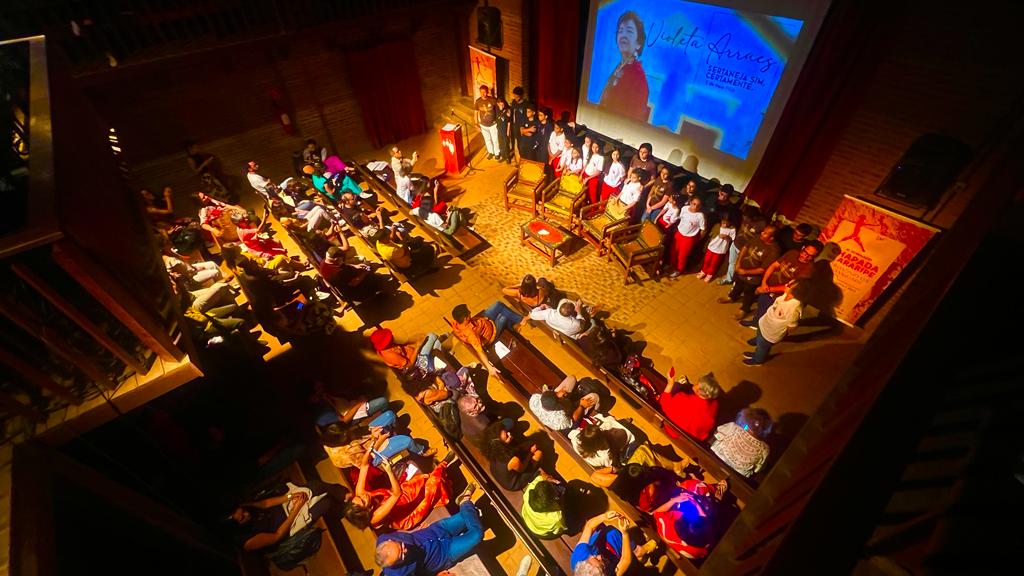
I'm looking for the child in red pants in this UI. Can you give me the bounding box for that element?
[697,214,736,283]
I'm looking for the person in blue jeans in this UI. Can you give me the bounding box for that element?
[450,302,523,376]
[375,486,482,576]
[365,410,436,465]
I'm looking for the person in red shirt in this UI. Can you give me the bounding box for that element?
[599,11,650,122]
[659,372,721,442]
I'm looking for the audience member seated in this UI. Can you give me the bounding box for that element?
[232,213,288,260]
[448,302,523,376]
[163,252,224,288]
[197,192,246,243]
[413,184,461,235]
[339,192,387,237]
[376,227,436,278]
[522,469,567,538]
[528,375,598,431]
[342,450,452,531]
[228,485,330,552]
[502,273,555,308]
[178,280,237,314]
[481,418,542,490]
[369,328,440,371]
[659,373,721,442]
[319,246,387,302]
[529,298,592,340]
[312,385,388,429]
[568,413,635,468]
[651,477,727,560]
[320,414,436,470]
[374,485,481,576]
[710,408,772,478]
[571,511,657,576]
[592,463,680,513]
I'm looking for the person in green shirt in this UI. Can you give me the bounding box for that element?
[521,470,567,538]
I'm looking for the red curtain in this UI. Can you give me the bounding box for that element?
[343,39,428,149]
[745,0,908,218]
[530,0,582,120]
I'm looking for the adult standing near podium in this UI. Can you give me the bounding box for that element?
[475,85,500,161]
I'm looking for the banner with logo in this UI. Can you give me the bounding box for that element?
[468,45,497,96]
[819,196,940,326]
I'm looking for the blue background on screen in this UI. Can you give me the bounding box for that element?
[587,0,803,159]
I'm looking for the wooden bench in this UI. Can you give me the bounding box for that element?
[410,348,575,576]
[486,330,701,575]
[502,295,758,502]
[354,163,490,260]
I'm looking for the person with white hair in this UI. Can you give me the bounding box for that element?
[659,372,722,442]
[711,408,773,477]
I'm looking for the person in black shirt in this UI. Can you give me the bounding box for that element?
[509,86,528,159]
[517,105,539,164]
[533,107,554,163]
[482,418,541,491]
[228,489,330,552]
[776,223,814,253]
[495,98,513,163]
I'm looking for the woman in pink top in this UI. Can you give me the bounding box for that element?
[666,196,706,277]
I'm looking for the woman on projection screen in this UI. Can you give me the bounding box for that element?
[599,10,650,122]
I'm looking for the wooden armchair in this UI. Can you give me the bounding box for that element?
[605,220,665,284]
[503,159,547,214]
[540,173,587,229]
[577,196,631,253]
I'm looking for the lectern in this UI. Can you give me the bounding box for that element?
[439,123,466,174]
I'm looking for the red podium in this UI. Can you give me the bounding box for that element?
[439,123,466,174]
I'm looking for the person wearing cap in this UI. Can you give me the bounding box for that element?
[320,415,435,469]
[659,373,721,442]
[448,302,522,376]
[651,477,727,559]
[710,408,772,477]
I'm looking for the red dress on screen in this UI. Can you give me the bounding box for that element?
[600,61,650,122]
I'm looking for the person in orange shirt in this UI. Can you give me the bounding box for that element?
[448,303,522,376]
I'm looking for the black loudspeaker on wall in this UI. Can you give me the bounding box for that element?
[477,6,502,48]
[874,133,971,209]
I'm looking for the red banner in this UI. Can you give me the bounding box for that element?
[819,196,940,325]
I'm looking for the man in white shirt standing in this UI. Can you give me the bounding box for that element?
[529,299,591,339]
[743,280,805,366]
[390,146,418,176]
[246,161,274,201]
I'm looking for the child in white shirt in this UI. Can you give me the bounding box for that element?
[697,214,736,283]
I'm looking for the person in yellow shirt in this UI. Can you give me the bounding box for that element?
[521,470,567,538]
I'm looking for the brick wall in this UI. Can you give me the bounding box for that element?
[796,1,1023,231]
[466,0,527,100]
[77,9,468,198]
[796,0,1024,330]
